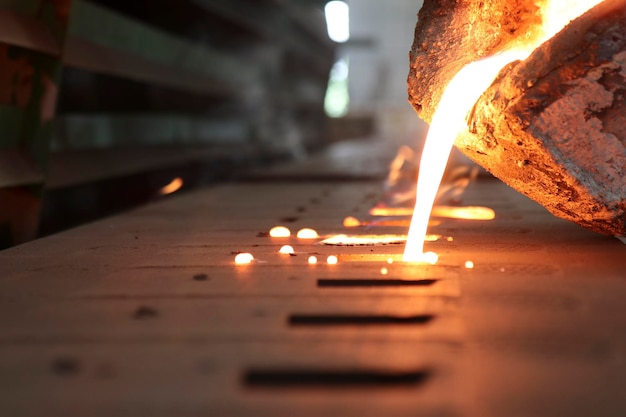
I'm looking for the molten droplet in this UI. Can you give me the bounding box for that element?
[269,226,291,238]
[159,177,183,195]
[308,255,318,265]
[326,255,338,265]
[279,245,294,254]
[297,228,319,239]
[380,267,388,275]
[422,251,439,265]
[387,258,394,264]
[446,236,454,242]
[343,216,361,227]
[465,260,474,269]
[234,253,254,265]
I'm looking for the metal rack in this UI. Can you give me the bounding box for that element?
[0,0,335,247]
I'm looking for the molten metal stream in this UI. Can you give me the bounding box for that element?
[402,0,604,262]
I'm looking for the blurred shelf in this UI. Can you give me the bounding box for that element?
[0,8,60,55]
[64,0,256,96]
[63,37,239,97]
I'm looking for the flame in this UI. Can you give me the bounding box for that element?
[403,0,604,262]
[159,177,183,195]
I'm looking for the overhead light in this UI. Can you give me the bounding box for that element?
[325,1,349,43]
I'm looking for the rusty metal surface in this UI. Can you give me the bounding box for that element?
[0,147,625,416]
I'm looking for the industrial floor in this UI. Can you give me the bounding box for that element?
[1,139,626,417]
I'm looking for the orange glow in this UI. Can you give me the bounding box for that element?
[434,206,495,220]
[403,0,603,262]
[307,255,318,265]
[278,245,294,254]
[370,205,495,220]
[159,177,183,195]
[297,228,319,239]
[269,226,291,237]
[326,255,338,265]
[234,253,254,265]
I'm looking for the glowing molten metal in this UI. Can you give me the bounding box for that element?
[159,177,183,196]
[403,0,605,262]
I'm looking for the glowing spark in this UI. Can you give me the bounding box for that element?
[343,216,361,227]
[159,177,183,195]
[297,228,319,239]
[326,255,338,265]
[387,258,394,264]
[465,260,475,269]
[234,253,254,265]
[403,0,602,262]
[279,245,294,254]
[308,255,318,265]
[269,226,291,237]
[380,267,388,275]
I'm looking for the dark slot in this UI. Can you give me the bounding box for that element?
[288,314,434,326]
[317,278,438,287]
[244,368,430,388]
